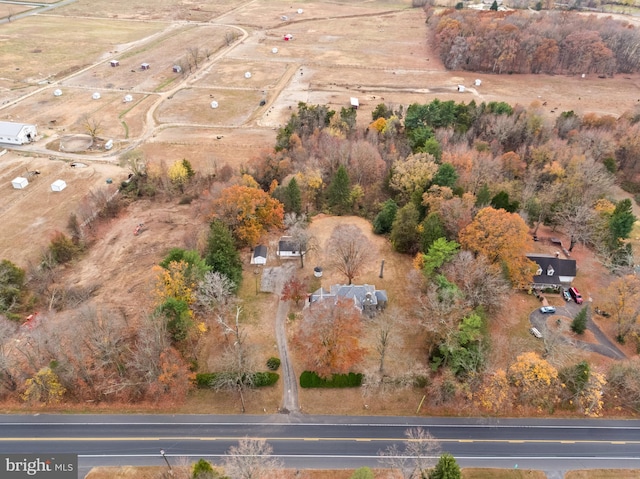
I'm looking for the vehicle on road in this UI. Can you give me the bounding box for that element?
[530,327,543,338]
[568,287,583,304]
[540,306,556,314]
[562,289,571,301]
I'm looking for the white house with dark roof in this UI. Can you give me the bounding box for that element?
[277,236,305,258]
[310,283,388,316]
[0,121,37,145]
[527,253,576,288]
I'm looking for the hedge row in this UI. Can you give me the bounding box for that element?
[299,371,363,388]
[195,372,279,389]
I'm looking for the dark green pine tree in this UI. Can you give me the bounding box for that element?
[609,198,636,243]
[490,0,499,10]
[204,220,243,291]
[327,165,351,215]
[390,203,421,254]
[373,199,398,234]
[284,177,302,214]
[429,453,461,479]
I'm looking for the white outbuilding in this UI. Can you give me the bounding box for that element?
[474,79,482,86]
[92,92,101,100]
[123,94,133,103]
[11,177,28,189]
[0,121,38,145]
[210,101,219,109]
[457,85,466,92]
[51,179,67,192]
[53,89,63,97]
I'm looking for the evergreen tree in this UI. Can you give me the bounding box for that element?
[205,220,243,291]
[571,305,589,334]
[390,203,421,254]
[432,163,458,188]
[327,165,352,215]
[284,177,302,214]
[490,190,519,213]
[609,199,636,243]
[421,212,446,252]
[429,453,461,479]
[373,199,398,234]
[490,0,498,10]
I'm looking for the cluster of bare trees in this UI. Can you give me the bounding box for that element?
[432,10,640,75]
[0,306,192,404]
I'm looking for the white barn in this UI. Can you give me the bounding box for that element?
[0,122,37,145]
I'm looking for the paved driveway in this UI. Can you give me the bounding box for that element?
[529,299,626,360]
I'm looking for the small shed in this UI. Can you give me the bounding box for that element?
[210,101,219,109]
[51,179,67,192]
[92,92,101,100]
[123,94,133,103]
[474,79,482,86]
[457,85,465,92]
[110,60,120,67]
[251,245,268,265]
[284,34,293,41]
[11,177,28,189]
[53,89,62,97]
[105,139,113,150]
[173,65,182,73]
[141,63,150,70]
[350,97,359,109]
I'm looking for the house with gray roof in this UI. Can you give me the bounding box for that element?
[310,283,387,316]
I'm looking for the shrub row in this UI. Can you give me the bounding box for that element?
[195,372,279,389]
[299,371,363,388]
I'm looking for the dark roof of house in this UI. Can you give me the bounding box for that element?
[527,254,577,284]
[253,245,267,258]
[278,236,303,252]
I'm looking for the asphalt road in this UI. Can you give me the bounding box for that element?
[1,414,640,478]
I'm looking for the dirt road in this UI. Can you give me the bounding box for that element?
[271,263,300,413]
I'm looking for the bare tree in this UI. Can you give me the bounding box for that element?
[196,271,235,314]
[328,224,372,284]
[81,114,102,141]
[187,47,202,70]
[378,428,441,479]
[222,437,283,479]
[0,316,18,395]
[554,203,597,251]
[285,213,318,268]
[214,306,257,413]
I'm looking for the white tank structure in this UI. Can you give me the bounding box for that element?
[272,47,278,54]
[123,94,133,103]
[210,101,219,109]
[92,92,101,100]
[244,72,252,79]
[53,89,62,97]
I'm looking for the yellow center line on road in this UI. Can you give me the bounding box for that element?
[0,437,637,445]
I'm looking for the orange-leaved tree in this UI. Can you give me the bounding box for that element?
[295,298,365,379]
[212,183,284,246]
[459,207,536,287]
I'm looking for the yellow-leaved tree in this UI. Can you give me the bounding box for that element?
[508,351,558,410]
[22,367,66,405]
[154,260,195,307]
[459,207,536,288]
[476,369,511,413]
